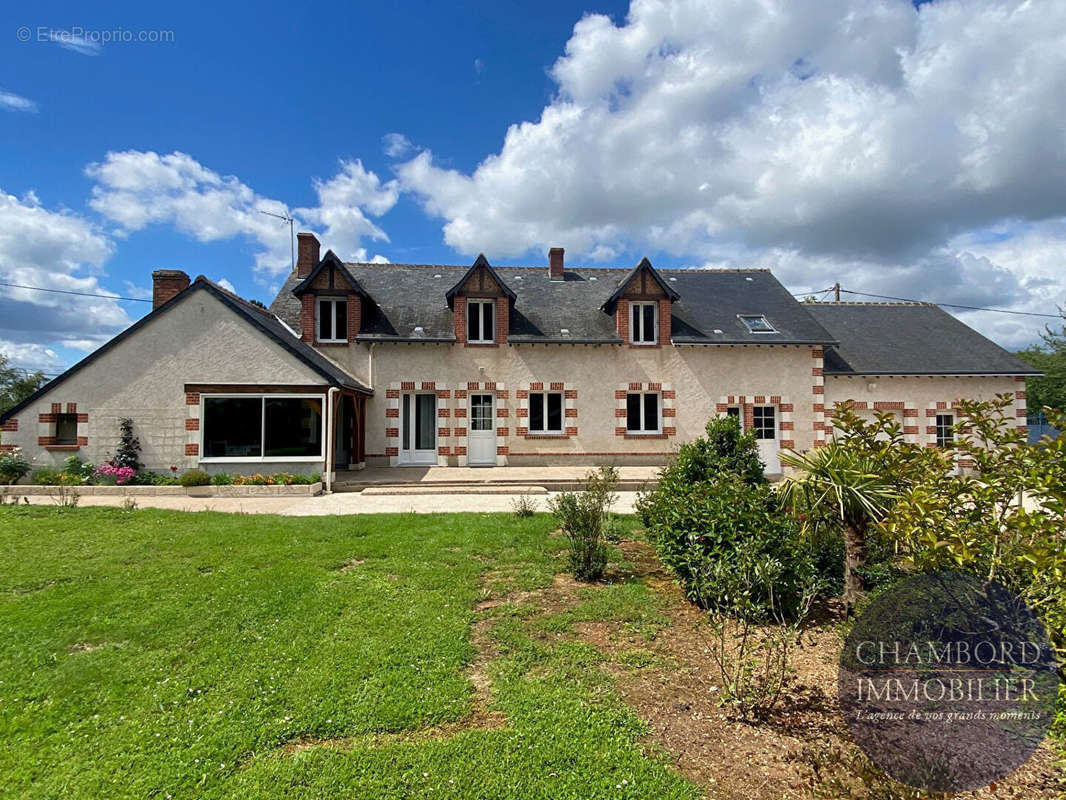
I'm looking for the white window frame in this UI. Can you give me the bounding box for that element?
[199,393,326,463]
[626,391,662,434]
[935,413,955,449]
[738,314,776,334]
[466,299,496,343]
[751,405,776,440]
[630,302,658,345]
[527,391,564,435]
[316,297,348,343]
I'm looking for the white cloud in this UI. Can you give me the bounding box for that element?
[397,0,1066,344]
[48,30,102,56]
[215,278,237,294]
[0,89,38,113]
[0,341,66,373]
[0,189,130,369]
[383,133,414,158]
[87,151,399,278]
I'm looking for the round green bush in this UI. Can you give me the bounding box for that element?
[177,469,211,487]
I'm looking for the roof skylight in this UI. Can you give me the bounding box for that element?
[739,315,776,333]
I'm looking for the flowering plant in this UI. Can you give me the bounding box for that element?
[94,462,137,485]
[0,446,31,484]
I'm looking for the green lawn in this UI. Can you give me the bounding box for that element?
[0,506,697,800]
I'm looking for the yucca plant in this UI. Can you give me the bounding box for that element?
[779,443,897,611]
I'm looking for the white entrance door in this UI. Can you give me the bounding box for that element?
[400,392,437,465]
[468,393,496,466]
[752,405,781,475]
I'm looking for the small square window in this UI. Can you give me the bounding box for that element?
[55,413,78,445]
[739,315,776,333]
[317,298,348,342]
[529,391,563,433]
[752,406,776,439]
[625,392,660,433]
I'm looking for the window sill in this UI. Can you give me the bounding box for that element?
[315,340,349,346]
[623,432,669,439]
[45,444,81,451]
[524,433,569,439]
[628,341,659,347]
[465,341,497,347]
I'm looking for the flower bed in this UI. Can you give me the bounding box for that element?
[3,482,323,497]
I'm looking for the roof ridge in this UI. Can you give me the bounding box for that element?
[194,275,277,319]
[342,262,772,273]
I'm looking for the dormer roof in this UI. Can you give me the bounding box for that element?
[292,250,368,297]
[602,257,680,310]
[444,253,517,308]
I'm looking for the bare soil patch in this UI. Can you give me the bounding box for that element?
[571,538,1064,800]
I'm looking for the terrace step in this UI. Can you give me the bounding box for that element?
[333,478,654,493]
[359,484,550,496]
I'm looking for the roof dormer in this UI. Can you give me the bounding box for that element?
[446,254,515,346]
[602,257,679,347]
[292,250,369,344]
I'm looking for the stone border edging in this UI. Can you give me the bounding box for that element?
[1,482,323,498]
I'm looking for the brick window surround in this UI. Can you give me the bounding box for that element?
[515,382,578,438]
[614,382,676,438]
[716,394,794,449]
[38,402,88,450]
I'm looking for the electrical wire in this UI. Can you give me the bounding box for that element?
[0,281,153,303]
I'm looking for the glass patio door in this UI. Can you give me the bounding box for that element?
[400,392,437,465]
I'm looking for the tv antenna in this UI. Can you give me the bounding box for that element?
[260,210,295,272]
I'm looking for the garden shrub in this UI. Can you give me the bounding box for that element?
[113,417,141,472]
[548,466,618,581]
[61,455,95,484]
[211,472,233,485]
[93,463,136,485]
[639,415,814,619]
[177,469,211,487]
[0,447,30,484]
[128,471,179,486]
[31,468,79,486]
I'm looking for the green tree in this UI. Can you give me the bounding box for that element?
[1016,314,1066,414]
[0,354,47,415]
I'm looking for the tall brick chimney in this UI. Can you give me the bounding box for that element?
[296,232,321,276]
[549,247,564,281]
[152,269,190,309]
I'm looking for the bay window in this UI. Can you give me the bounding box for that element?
[202,395,324,461]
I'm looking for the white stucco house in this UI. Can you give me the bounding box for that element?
[0,232,1038,480]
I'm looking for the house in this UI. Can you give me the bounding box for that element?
[0,232,1038,480]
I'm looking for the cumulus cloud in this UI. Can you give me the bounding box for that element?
[0,189,130,369]
[0,89,38,113]
[87,151,399,278]
[397,0,1066,343]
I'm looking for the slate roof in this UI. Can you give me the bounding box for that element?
[270,262,837,345]
[0,277,370,422]
[804,303,1040,376]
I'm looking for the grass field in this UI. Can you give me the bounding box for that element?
[0,506,696,800]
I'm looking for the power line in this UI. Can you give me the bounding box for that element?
[795,285,1062,319]
[837,288,1062,319]
[0,281,153,303]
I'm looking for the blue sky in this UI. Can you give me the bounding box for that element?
[2,0,1065,374]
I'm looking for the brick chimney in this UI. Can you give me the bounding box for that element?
[549,247,564,281]
[152,269,190,309]
[296,232,321,276]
